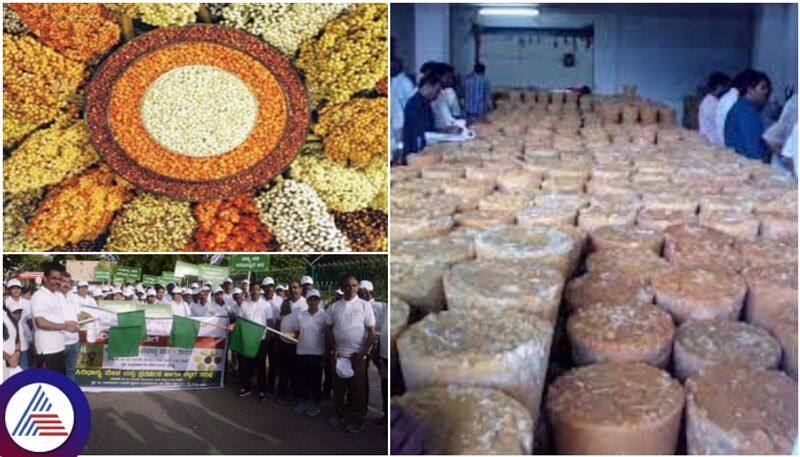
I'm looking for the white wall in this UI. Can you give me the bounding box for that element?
[751,3,798,100]
[449,4,753,121]
[413,3,450,80]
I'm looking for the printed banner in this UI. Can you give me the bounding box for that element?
[75,301,229,391]
[230,254,270,272]
[198,265,229,285]
[173,261,200,278]
[93,267,111,281]
[141,274,161,286]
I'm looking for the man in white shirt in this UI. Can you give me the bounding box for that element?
[325,275,376,433]
[286,281,308,314]
[698,72,731,144]
[357,280,382,418]
[284,289,327,416]
[376,297,389,424]
[763,94,798,173]
[145,289,158,305]
[236,282,274,401]
[300,276,314,297]
[261,277,282,394]
[64,280,93,380]
[164,283,176,304]
[170,288,191,317]
[390,58,416,158]
[222,277,237,309]
[190,288,211,317]
[207,287,227,316]
[31,264,77,374]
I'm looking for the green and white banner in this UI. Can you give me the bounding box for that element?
[75,300,229,391]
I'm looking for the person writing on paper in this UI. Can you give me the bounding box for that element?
[31,263,77,374]
[401,74,441,163]
[236,282,274,401]
[698,72,731,144]
[284,288,326,416]
[325,274,376,434]
[431,64,462,131]
[725,70,772,162]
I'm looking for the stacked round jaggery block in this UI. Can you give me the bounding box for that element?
[567,303,675,367]
[443,259,564,324]
[394,385,534,455]
[588,224,663,254]
[685,365,797,454]
[545,362,685,454]
[672,319,782,380]
[396,307,553,419]
[742,263,798,332]
[565,270,654,312]
[474,225,578,276]
[651,263,746,323]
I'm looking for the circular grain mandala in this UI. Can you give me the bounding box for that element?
[86,25,309,201]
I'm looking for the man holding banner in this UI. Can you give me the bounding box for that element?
[325,275,376,434]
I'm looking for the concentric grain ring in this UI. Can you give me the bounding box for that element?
[86,25,309,201]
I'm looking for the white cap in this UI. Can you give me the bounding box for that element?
[191,282,199,289]
[261,277,275,286]
[191,287,200,295]
[124,286,136,295]
[300,276,313,286]
[357,280,374,292]
[223,277,233,284]
[242,279,250,284]
[171,288,183,295]
[111,287,122,294]
[213,286,223,294]
[6,300,23,313]
[77,280,89,287]
[182,287,193,295]
[102,285,111,292]
[233,287,243,295]
[204,281,212,287]
[275,284,284,291]
[136,284,145,293]
[147,289,157,297]
[335,289,343,295]
[306,289,321,299]
[6,279,21,288]
[92,289,103,297]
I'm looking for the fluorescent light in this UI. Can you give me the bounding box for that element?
[479,7,540,17]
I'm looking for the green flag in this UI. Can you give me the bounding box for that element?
[229,317,264,358]
[107,325,143,358]
[169,316,201,350]
[117,310,146,340]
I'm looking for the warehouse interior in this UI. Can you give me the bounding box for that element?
[390,3,798,455]
[391,3,798,123]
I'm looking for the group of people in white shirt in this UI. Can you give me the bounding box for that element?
[228,274,386,434]
[3,266,388,433]
[3,263,86,381]
[697,69,797,176]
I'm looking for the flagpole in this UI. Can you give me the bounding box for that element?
[198,318,299,344]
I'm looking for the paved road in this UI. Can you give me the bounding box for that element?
[83,366,387,455]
